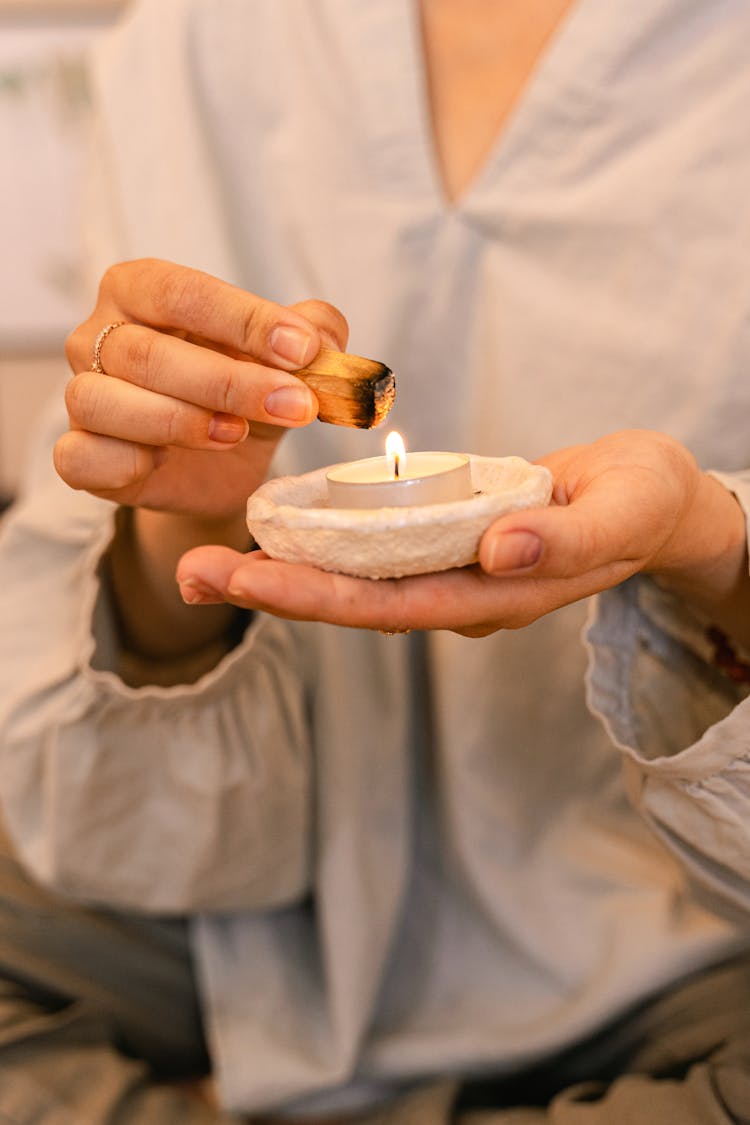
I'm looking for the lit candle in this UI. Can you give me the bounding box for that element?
[326,431,472,509]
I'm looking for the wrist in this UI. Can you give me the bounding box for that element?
[648,472,750,642]
[105,506,252,680]
[134,507,251,556]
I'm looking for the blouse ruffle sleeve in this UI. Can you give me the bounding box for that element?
[585,470,750,918]
[0,423,313,915]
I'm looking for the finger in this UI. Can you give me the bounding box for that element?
[79,323,318,426]
[289,299,349,351]
[65,372,251,450]
[176,547,518,631]
[176,547,446,627]
[95,260,336,370]
[178,547,420,626]
[54,430,159,494]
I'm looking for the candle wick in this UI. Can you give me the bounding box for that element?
[394,454,400,479]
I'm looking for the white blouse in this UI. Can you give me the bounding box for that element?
[2,0,750,1116]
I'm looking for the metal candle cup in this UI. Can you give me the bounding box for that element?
[326,451,472,509]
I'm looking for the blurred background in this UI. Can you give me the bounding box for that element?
[0,0,124,506]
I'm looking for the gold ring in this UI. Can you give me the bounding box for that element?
[378,628,412,636]
[91,321,126,374]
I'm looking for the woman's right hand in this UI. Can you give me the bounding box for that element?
[56,258,348,522]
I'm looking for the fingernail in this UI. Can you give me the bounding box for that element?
[208,412,249,443]
[179,577,224,605]
[270,325,316,367]
[264,385,316,422]
[486,531,542,574]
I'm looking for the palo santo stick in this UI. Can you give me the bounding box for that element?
[294,347,395,429]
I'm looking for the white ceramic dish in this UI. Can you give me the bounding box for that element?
[246,455,553,580]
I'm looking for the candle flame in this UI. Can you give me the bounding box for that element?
[385,431,406,479]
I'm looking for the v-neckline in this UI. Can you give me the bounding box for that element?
[350,0,604,216]
[414,0,583,209]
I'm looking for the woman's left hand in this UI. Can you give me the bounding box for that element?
[175,430,748,638]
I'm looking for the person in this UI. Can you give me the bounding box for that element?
[1,1,750,1121]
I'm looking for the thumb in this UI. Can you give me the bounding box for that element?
[289,299,349,352]
[479,478,667,581]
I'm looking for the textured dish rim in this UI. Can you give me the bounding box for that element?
[248,456,550,527]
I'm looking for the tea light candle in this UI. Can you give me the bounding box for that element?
[326,431,472,509]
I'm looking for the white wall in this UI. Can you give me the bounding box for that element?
[0,1,123,498]
[0,355,66,496]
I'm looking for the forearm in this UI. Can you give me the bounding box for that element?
[648,471,750,651]
[105,506,251,685]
